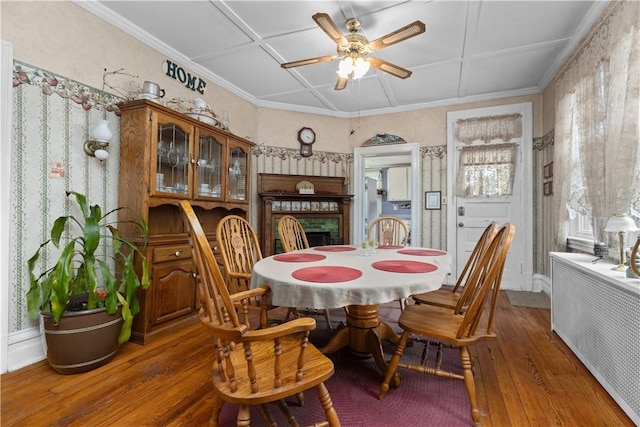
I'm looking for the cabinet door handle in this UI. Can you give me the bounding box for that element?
[213,246,218,251]
[174,251,182,257]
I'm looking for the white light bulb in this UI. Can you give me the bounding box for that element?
[94,149,109,161]
[353,58,370,79]
[337,58,354,78]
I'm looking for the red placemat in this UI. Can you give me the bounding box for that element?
[372,260,437,273]
[292,266,362,283]
[313,246,357,252]
[398,249,446,256]
[377,245,404,249]
[273,253,326,263]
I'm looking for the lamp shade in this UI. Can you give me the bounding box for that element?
[92,120,112,143]
[604,213,640,233]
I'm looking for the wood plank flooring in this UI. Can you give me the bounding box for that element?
[1,291,634,426]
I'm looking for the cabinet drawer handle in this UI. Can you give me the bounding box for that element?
[213,246,218,251]
[174,251,182,257]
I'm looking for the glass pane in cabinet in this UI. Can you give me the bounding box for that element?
[228,148,247,200]
[196,135,222,197]
[157,123,189,195]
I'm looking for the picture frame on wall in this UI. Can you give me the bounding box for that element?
[425,191,441,210]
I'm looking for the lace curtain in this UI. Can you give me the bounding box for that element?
[554,1,640,249]
[456,144,517,197]
[455,114,522,144]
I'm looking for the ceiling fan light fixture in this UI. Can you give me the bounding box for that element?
[337,58,353,78]
[353,57,370,79]
[337,57,370,80]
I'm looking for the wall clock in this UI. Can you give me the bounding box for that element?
[298,127,316,157]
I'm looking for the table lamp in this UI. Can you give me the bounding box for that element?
[604,213,640,271]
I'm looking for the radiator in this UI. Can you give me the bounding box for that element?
[550,252,639,425]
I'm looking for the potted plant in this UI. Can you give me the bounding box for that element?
[27,191,149,374]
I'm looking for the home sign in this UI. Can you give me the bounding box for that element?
[164,60,206,94]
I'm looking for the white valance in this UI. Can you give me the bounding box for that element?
[455,114,523,144]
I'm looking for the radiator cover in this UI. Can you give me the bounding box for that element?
[550,252,639,424]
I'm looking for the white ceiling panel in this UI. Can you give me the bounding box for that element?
[466,44,566,96]
[86,0,608,117]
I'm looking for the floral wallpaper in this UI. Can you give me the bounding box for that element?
[10,61,122,333]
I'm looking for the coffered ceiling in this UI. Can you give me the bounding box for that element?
[79,1,608,117]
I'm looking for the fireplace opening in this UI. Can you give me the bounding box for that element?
[306,231,332,247]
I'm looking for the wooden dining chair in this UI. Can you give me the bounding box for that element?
[180,201,340,427]
[367,215,408,247]
[278,215,332,330]
[411,221,498,311]
[216,214,272,327]
[367,215,410,309]
[379,223,515,427]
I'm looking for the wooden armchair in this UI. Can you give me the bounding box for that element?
[216,214,271,327]
[367,215,408,247]
[379,223,515,427]
[180,201,340,427]
[411,221,498,311]
[278,215,332,329]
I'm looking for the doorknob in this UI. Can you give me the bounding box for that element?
[458,222,464,227]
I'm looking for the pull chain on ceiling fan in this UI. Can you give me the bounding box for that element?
[281,13,426,91]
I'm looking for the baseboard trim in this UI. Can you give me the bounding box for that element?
[6,327,45,372]
[533,273,551,295]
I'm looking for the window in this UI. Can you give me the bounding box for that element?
[455,143,517,197]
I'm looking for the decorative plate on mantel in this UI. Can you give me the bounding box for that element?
[296,180,315,194]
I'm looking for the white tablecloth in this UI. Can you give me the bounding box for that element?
[251,246,452,309]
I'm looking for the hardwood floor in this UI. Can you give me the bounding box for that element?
[1,291,634,426]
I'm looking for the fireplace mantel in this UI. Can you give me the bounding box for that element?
[257,173,352,256]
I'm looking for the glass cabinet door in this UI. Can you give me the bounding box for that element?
[155,119,191,196]
[227,145,248,201]
[195,130,223,199]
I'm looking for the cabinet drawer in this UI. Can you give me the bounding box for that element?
[153,245,192,263]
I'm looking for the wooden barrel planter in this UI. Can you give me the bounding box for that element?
[42,306,122,374]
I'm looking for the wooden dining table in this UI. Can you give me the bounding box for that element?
[250,244,452,381]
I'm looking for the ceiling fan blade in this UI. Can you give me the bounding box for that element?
[313,13,349,46]
[281,55,337,69]
[369,58,412,79]
[335,76,349,91]
[368,21,426,51]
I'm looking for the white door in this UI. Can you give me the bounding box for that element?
[447,103,533,291]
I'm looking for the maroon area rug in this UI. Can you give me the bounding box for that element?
[219,306,473,426]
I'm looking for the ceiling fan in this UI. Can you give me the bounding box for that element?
[281,13,426,91]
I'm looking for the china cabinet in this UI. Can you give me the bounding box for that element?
[118,99,253,344]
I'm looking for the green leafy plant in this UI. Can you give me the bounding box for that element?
[27,191,150,344]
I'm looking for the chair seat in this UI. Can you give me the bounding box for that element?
[411,288,460,309]
[213,335,335,405]
[398,304,495,347]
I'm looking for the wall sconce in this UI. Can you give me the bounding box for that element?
[84,119,112,161]
[604,213,640,271]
